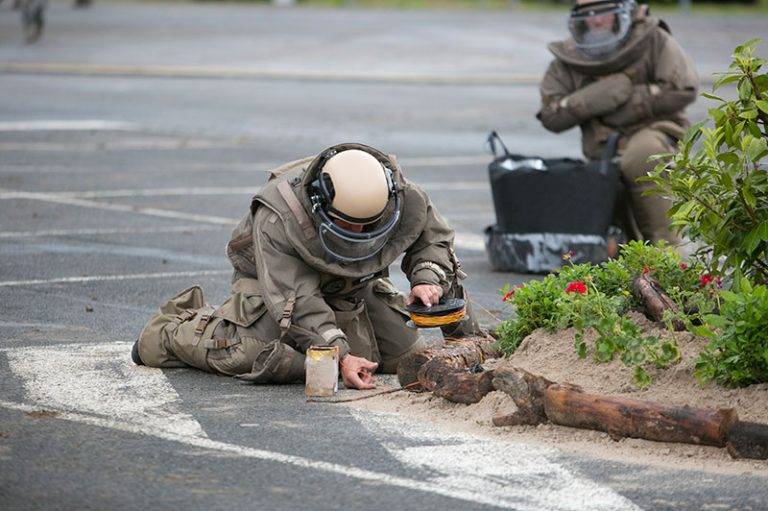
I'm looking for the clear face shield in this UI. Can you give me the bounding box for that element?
[314,195,401,263]
[568,0,635,60]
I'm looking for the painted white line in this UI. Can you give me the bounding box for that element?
[5,342,206,438]
[0,399,557,508]
[0,120,138,131]
[0,139,238,152]
[0,269,229,288]
[0,190,236,225]
[0,225,224,239]
[0,61,542,87]
[455,231,486,252]
[0,155,489,174]
[352,410,640,511]
[0,181,488,201]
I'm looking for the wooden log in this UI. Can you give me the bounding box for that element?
[491,367,558,425]
[543,384,738,447]
[433,369,495,405]
[726,421,768,460]
[633,275,685,331]
[396,336,499,390]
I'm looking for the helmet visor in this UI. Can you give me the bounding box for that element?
[568,1,633,59]
[316,195,401,263]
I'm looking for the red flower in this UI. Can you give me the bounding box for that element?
[565,281,588,294]
[501,284,524,302]
[642,266,653,276]
[679,263,688,271]
[699,273,722,288]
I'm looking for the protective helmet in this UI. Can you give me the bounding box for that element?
[308,145,401,263]
[569,0,637,60]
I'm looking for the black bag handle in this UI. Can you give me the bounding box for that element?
[599,132,620,176]
[486,131,511,158]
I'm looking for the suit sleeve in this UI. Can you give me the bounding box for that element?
[602,32,699,127]
[538,59,634,132]
[400,186,457,294]
[253,209,350,358]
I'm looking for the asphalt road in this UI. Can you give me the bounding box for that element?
[1,2,768,510]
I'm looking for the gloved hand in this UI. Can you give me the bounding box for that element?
[602,84,655,127]
[565,73,634,121]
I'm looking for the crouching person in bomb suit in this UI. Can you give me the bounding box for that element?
[132,143,482,390]
[537,0,698,244]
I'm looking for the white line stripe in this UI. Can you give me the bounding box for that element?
[0,120,138,131]
[0,61,542,87]
[0,399,536,508]
[6,343,206,438]
[0,139,236,152]
[0,155,489,173]
[0,225,224,239]
[0,190,237,225]
[0,269,230,288]
[0,181,488,200]
[353,411,640,511]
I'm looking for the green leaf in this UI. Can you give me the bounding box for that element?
[704,314,728,328]
[701,91,725,102]
[746,136,768,162]
[740,109,758,120]
[744,221,768,254]
[756,100,768,115]
[713,74,742,89]
[691,325,717,339]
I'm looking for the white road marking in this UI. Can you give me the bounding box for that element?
[0,399,577,509]
[0,181,488,200]
[0,225,224,239]
[0,60,542,86]
[352,410,640,511]
[454,231,487,252]
[5,342,206,438]
[0,269,229,288]
[0,120,138,131]
[0,155,489,173]
[0,139,239,152]
[0,190,237,225]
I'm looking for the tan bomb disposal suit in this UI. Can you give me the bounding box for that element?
[538,8,698,243]
[136,144,480,385]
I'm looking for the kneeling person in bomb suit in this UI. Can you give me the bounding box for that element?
[132,143,481,390]
[538,0,698,244]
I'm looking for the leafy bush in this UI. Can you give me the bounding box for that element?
[643,38,768,284]
[694,280,768,386]
[496,242,701,387]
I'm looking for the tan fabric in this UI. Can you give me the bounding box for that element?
[538,14,698,160]
[537,13,697,243]
[618,127,681,244]
[137,146,483,382]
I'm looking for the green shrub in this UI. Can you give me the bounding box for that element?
[643,39,768,284]
[495,242,699,387]
[694,279,768,386]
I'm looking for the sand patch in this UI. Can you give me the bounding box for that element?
[350,314,768,475]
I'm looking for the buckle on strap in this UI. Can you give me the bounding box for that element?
[203,337,240,350]
[194,313,212,336]
[279,297,296,333]
[177,309,196,322]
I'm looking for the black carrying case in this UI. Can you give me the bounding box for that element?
[484,131,620,273]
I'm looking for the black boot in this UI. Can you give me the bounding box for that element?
[131,340,145,366]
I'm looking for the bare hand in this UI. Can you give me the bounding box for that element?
[340,354,378,390]
[405,284,443,308]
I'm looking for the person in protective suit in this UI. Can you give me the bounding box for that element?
[537,0,698,244]
[132,143,481,390]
